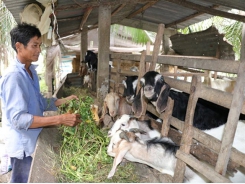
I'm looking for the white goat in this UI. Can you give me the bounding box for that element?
[108,114,161,140]
[107,129,208,182]
[83,74,92,88]
[204,120,245,183]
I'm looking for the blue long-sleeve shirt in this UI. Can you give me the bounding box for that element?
[0,58,58,159]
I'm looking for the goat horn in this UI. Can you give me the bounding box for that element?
[119,131,130,142]
[129,128,146,134]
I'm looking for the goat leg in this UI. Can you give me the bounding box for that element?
[107,147,129,178]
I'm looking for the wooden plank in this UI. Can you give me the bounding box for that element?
[110,53,239,73]
[111,4,126,16]
[160,97,174,136]
[119,18,176,34]
[168,128,239,173]
[173,75,201,182]
[79,7,93,29]
[149,24,165,71]
[110,68,138,76]
[176,150,231,183]
[215,22,245,175]
[169,116,245,168]
[127,1,159,18]
[164,77,245,115]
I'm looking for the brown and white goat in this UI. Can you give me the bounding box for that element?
[100,92,133,128]
[107,129,208,183]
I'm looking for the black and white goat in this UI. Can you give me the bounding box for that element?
[122,75,138,104]
[107,129,208,182]
[123,71,245,130]
[84,50,98,71]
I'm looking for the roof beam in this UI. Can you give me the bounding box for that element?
[119,18,177,35]
[203,0,245,12]
[166,5,219,28]
[55,0,158,11]
[80,7,93,29]
[57,16,82,22]
[111,4,126,16]
[89,3,127,30]
[127,1,159,18]
[164,0,245,22]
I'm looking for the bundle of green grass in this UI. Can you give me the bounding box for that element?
[57,87,139,182]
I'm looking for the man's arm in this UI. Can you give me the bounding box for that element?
[29,113,81,128]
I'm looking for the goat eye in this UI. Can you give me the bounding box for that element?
[122,124,125,126]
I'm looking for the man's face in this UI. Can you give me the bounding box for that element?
[17,36,42,62]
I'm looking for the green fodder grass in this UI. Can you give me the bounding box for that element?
[56,87,140,183]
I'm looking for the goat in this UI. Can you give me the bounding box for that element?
[108,114,161,140]
[203,71,236,94]
[101,92,133,128]
[107,129,208,182]
[204,120,245,183]
[84,50,98,71]
[79,62,88,77]
[124,71,245,130]
[90,104,99,125]
[83,72,92,88]
[122,75,138,104]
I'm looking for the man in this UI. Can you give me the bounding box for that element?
[0,23,82,183]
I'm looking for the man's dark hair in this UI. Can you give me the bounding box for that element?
[10,22,41,52]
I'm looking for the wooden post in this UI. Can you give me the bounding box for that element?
[215,23,245,176]
[115,58,121,93]
[162,34,170,54]
[136,50,146,94]
[149,24,165,71]
[97,4,111,105]
[174,66,178,79]
[81,26,88,62]
[146,41,151,71]
[136,51,148,120]
[161,97,174,136]
[173,75,201,182]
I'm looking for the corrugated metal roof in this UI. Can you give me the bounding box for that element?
[170,26,235,60]
[2,0,245,38]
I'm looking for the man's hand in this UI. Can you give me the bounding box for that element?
[60,113,82,127]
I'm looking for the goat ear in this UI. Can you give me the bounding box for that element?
[102,100,109,116]
[156,83,171,114]
[132,87,145,118]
